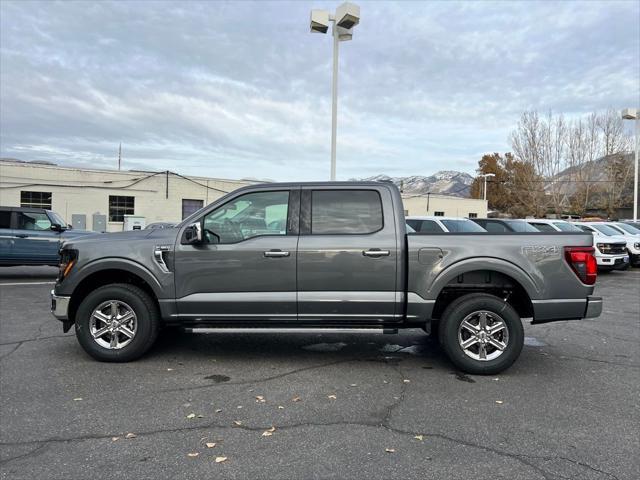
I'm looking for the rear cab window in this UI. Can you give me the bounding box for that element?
[311,190,383,234]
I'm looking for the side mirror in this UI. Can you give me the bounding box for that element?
[50,223,65,232]
[182,222,202,245]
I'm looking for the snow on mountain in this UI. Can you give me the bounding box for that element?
[354,171,474,197]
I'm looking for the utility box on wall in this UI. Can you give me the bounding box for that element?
[92,214,106,232]
[123,215,146,231]
[71,214,86,230]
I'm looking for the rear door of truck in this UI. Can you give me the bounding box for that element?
[296,185,400,323]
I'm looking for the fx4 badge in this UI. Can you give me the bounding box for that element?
[521,245,560,262]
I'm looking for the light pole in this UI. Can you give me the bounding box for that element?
[622,108,638,221]
[310,3,360,181]
[479,173,495,202]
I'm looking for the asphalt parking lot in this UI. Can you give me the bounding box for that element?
[0,267,638,480]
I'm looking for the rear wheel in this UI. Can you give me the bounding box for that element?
[438,293,524,375]
[75,283,160,362]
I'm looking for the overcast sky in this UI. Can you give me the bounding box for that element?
[1,1,638,181]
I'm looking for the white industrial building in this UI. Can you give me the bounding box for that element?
[0,159,487,231]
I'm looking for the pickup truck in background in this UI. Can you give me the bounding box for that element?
[604,222,640,267]
[0,206,95,266]
[573,222,630,271]
[50,182,602,374]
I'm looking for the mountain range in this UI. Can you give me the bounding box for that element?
[355,171,475,197]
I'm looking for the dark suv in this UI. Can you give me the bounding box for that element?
[0,207,95,266]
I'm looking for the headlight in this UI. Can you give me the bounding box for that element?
[58,249,77,281]
[596,243,606,253]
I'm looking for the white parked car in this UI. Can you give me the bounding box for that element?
[603,222,640,267]
[406,216,487,233]
[573,222,629,271]
[526,219,584,233]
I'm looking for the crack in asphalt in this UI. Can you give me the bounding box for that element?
[0,333,73,349]
[0,420,619,479]
[0,342,23,361]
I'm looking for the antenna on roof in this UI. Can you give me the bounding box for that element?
[118,143,122,171]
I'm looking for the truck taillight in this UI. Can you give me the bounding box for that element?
[564,246,597,285]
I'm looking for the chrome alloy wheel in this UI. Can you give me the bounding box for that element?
[457,310,509,361]
[89,300,138,349]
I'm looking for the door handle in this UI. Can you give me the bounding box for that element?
[363,249,390,257]
[264,249,290,258]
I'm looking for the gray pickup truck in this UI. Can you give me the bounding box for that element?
[51,182,602,374]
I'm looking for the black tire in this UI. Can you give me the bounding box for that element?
[438,293,524,375]
[75,283,160,362]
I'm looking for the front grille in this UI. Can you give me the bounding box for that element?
[600,243,627,255]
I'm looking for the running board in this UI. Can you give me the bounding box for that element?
[185,327,399,334]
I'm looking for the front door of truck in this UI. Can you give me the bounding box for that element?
[296,186,400,323]
[174,188,299,321]
[12,210,60,264]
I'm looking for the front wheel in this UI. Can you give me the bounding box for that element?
[75,283,160,362]
[438,293,524,375]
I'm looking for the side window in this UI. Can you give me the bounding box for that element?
[419,220,444,233]
[20,191,52,209]
[434,211,444,217]
[0,210,11,229]
[484,221,508,233]
[311,190,383,235]
[468,212,478,218]
[203,191,289,244]
[406,219,421,231]
[16,212,51,231]
[531,223,554,232]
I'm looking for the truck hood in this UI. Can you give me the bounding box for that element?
[62,227,178,249]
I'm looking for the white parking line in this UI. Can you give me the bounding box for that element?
[0,281,56,286]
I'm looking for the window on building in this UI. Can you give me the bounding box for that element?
[434,211,444,217]
[468,212,478,218]
[109,196,135,222]
[182,199,204,220]
[311,190,383,234]
[20,191,51,209]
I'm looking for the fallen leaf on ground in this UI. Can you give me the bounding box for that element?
[277,405,284,409]
[111,437,120,442]
[414,435,424,441]
[350,384,357,387]
[73,398,83,401]
[292,396,301,402]
[255,395,265,403]
[237,406,243,409]
[187,453,199,458]
[215,456,228,463]
[166,368,174,371]
[327,394,337,400]
[385,448,395,453]
[206,442,216,448]
[262,431,273,437]
[267,426,276,432]
[186,413,196,419]
[197,414,204,418]
[215,409,222,413]
[125,433,136,439]
[233,420,242,426]
[383,380,389,384]
[403,379,411,383]
[495,400,504,404]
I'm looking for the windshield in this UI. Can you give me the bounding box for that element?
[48,211,66,227]
[440,219,486,232]
[592,224,621,236]
[615,223,640,235]
[553,222,582,232]
[504,220,539,232]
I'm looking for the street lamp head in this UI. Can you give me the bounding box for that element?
[310,10,330,33]
[622,108,638,120]
[337,26,353,41]
[335,2,360,29]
